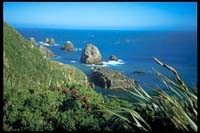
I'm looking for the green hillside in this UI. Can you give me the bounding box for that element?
[3,22,88,87]
[3,22,108,131]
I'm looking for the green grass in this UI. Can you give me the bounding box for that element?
[3,22,88,88]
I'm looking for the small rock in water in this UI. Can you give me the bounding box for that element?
[49,38,56,45]
[61,41,75,52]
[109,55,118,61]
[132,71,145,75]
[43,38,56,46]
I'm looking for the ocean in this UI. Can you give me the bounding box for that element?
[16,28,197,95]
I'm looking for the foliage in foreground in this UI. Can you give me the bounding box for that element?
[100,57,197,132]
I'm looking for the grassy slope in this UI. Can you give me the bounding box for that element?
[3,22,107,131]
[3,22,88,87]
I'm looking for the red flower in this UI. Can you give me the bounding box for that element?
[82,103,90,110]
[62,88,67,94]
[71,88,78,95]
[81,96,87,102]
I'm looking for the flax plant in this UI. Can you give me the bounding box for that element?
[99,57,197,132]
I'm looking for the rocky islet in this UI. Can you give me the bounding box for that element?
[80,44,102,65]
[61,41,75,52]
[43,38,56,45]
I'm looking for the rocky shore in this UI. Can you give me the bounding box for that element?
[91,67,137,90]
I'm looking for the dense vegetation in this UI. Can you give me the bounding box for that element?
[3,22,111,131]
[3,22,197,131]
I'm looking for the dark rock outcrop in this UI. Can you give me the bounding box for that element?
[39,45,57,58]
[89,82,95,89]
[80,44,102,65]
[132,71,145,75]
[61,41,75,52]
[91,68,137,89]
[109,55,118,61]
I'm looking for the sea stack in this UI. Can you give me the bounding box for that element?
[49,38,56,45]
[61,41,75,52]
[43,38,56,46]
[80,44,102,65]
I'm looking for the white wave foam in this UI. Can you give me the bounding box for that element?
[40,42,59,46]
[70,60,76,63]
[75,48,82,51]
[42,43,50,46]
[101,60,125,66]
[54,44,59,46]
[84,59,125,68]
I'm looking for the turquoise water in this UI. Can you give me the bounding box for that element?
[17,28,197,94]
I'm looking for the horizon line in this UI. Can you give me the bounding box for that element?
[6,22,197,32]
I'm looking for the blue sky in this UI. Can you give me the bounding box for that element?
[3,2,197,30]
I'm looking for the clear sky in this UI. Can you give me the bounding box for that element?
[3,2,197,30]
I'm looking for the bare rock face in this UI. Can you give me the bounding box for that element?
[91,68,137,90]
[39,45,57,58]
[61,41,75,52]
[80,44,102,65]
